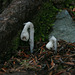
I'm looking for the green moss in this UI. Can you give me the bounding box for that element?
[63,0,75,18]
[11,30,29,52]
[11,31,21,52]
[32,1,58,41]
[62,0,75,8]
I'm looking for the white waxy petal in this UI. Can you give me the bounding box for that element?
[20,22,34,53]
[46,41,53,50]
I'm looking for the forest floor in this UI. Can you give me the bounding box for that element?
[0,40,75,75]
[0,1,75,75]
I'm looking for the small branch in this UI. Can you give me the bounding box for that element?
[59,58,75,66]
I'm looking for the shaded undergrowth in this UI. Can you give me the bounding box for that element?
[11,1,58,55]
[1,0,75,64]
[32,1,58,41]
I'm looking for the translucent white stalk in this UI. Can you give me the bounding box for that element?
[20,22,34,53]
[46,36,57,53]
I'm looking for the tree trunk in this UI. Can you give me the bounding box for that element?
[0,0,42,61]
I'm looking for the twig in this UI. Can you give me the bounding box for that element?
[48,58,55,71]
[64,54,75,61]
[59,58,75,66]
[38,55,45,61]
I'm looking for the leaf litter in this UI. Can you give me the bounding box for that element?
[0,40,75,75]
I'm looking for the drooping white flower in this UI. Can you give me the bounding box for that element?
[46,36,57,53]
[20,22,34,53]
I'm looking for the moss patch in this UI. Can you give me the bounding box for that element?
[11,30,29,55]
[11,31,21,52]
[32,1,58,41]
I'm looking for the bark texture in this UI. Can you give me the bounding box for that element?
[0,0,41,60]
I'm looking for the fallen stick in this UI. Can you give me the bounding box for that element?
[59,58,75,66]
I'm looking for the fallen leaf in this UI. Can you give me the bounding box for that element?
[13,61,16,65]
[18,51,30,58]
[36,65,42,68]
[56,71,65,75]
[64,62,75,66]
[1,68,7,72]
[38,55,44,60]
[54,55,61,60]
[49,58,55,71]
[0,71,5,75]
[73,8,75,12]
[49,71,53,75]
[51,58,54,66]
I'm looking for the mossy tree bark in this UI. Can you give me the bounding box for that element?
[0,0,42,61]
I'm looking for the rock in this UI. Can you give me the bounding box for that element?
[0,0,42,60]
[49,10,75,43]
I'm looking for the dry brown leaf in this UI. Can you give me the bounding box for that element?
[51,59,54,66]
[56,71,65,75]
[0,71,5,75]
[54,55,61,60]
[69,43,75,47]
[20,51,30,58]
[40,43,45,50]
[35,73,37,75]
[49,71,53,75]
[36,65,42,68]
[49,58,55,71]
[38,55,44,60]
[31,58,37,66]
[40,49,43,54]
[13,61,16,65]
[24,53,30,58]
[73,8,75,12]
[64,62,75,65]
[1,68,7,72]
